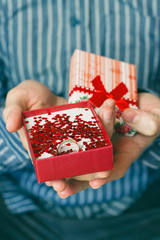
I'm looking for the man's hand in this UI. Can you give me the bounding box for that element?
[3,80,67,150]
[89,93,160,188]
[46,93,160,198]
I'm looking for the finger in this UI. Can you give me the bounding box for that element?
[122,108,160,136]
[99,99,115,138]
[45,179,67,192]
[89,178,108,189]
[55,96,68,106]
[138,93,160,112]
[3,105,23,132]
[3,88,29,132]
[18,127,30,151]
[89,172,114,189]
[72,170,111,181]
[90,132,156,189]
[89,150,134,189]
[72,173,97,181]
[57,180,89,198]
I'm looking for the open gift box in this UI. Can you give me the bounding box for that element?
[69,49,138,136]
[22,101,113,183]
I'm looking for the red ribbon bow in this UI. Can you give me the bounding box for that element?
[89,76,129,111]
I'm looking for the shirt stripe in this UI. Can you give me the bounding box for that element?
[0,0,160,219]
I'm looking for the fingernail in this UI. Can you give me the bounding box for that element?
[6,112,12,123]
[6,114,10,121]
[58,192,68,199]
[5,114,11,130]
[6,115,10,124]
[103,110,113,122]
[123,110,139,123]
[131,115,139,123]
[95,171,109,178]
[45,181,52,186]
[90,182,101,189]
[103,99,115,108]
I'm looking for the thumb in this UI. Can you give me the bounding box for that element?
[98,99,115,138]
[3,105,23,132]
[3,88,28,132]
[122,108,159,136]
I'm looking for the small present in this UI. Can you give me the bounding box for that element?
[69,49,138,136]
[22,101,113,183]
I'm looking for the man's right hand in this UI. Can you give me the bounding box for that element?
[3,80,67,150]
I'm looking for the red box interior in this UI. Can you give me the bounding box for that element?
[22,101,113,183]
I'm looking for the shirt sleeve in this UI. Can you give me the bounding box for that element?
[0,3,30,174]
[0,107,30,175]
[141,135,160,169]
[138,89,160,169]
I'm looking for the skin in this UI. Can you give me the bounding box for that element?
[3,80,160,198]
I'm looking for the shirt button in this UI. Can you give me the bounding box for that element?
[70,16,80,27]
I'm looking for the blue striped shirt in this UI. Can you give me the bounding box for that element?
[0,0,160,219]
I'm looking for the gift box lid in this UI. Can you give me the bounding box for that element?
[69,49,137,107]
[69,49,138,136]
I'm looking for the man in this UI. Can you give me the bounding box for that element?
[0,0,160,239]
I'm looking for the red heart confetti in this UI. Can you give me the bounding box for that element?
[26,109,107,159]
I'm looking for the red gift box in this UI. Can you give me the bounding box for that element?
[22,101,113,183]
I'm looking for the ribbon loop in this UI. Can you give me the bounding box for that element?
[89,76,129,111]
